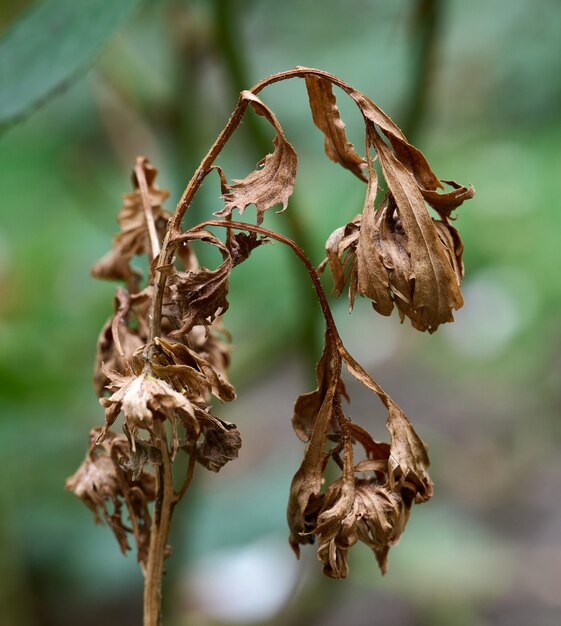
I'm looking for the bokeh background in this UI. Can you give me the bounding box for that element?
[1,0,561,624]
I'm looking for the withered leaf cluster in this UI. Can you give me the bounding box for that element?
[68,68,473,584]
[68,158,245,563]
[66,428,155,563]
[287,334,432,577]
[306,76,474,332]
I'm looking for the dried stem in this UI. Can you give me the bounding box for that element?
[134,159,161,261]
[143,422,174,626]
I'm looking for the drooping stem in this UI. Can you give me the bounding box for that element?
[184,220,341,345]
[149,66,373,342]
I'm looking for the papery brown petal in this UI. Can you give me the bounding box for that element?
[154,337,236,403]
[169,230,232,335]
[421,179,475,219]
[215,91,297,225]
[386,403,433,502]
[324,220,360,297]
[371,132,463,332]
[374,198,412,310]
[305,76,366,181]
[92,157,170,290]
[194,413,242,472]
[313,436,356,579]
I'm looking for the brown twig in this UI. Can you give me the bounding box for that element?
[143,421,175,626]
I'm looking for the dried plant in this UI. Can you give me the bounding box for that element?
[66,67,474,625]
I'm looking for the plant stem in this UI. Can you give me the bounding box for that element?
[143,422,175,626]
[402,0,444,142]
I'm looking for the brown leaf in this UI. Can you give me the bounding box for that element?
[168,230,232,335]
[193,412,242,472]
[305,76,366,181]
[92,157,170,290]
[153,337,236,403]
[386,403,433,502]
[324,218,360,299]
[355,159,394,316]
[287,338,340,555]
[292,334,346,443]
[215,91,297,225]
[93,287,144,396]
[99,371,200,447]
[66,428,155,562]
[370,131,464,332]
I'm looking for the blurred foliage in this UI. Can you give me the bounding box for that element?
[1,0,561,625]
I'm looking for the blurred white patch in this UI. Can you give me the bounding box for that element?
[474,142,539,216]
[444,266,538,357]
[186,536,300,623]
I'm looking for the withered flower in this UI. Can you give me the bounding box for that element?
[99,370,200,449]
[65,428,155,562]
[92,158,170,291]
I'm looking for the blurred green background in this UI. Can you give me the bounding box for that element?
[1,0,561,624]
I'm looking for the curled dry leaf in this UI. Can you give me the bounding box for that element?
[99,370,200,448]
[152,337,236,403]
[215,91,297,225]
[287,337,340,555]
[94,287,145,396]
[292,333,347,443]
[190,411,242,472]
[65,428,155,563]
[168,230,232,336]
[305,75,366,181]
[92,157,170,291]
[324,128,473,332]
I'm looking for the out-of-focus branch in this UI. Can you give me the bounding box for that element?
[213,0,322,370]
[402,0,444,141]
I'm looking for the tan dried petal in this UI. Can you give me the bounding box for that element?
[311,437,411,578]
[99,372,199,446]
[152,337,236,403]
[305,76,366,181]
[92,157,170,290]
[168,230,232,335]
[215,91,297,225]
[66,428,155,562]
[194,413,242,472]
